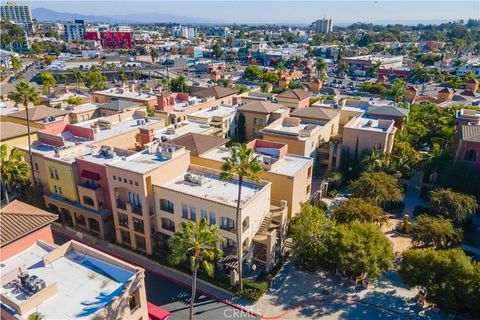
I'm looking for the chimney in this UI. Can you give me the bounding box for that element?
[139,128,155,148]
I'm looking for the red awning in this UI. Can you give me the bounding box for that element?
[148,302,171,320]
[80,170,101,181]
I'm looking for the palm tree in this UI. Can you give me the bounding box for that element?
[314,57,328,77]
[1,145,30,204]
[72,69,84,89]
[336,62,350,78]
[168,218,223,320]
[8,81,39,185]
[108,63,117,82]
[27,312,45,320]
[220,143,262,291]
[39,71,56,95]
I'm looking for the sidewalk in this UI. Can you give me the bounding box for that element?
[402,170,426,220]
[52,224,260,318]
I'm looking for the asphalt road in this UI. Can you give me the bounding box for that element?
[52,234,258,320]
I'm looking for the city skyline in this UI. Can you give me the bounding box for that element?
[29,1,479,25]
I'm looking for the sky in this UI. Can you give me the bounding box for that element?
[27,1,480,24]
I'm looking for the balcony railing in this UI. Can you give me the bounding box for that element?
[162,223,175,232]
[116,199,127,210]
[220,225,236,232]
[133,221,144,234]
[119,218,129,228]
[82,182,101,190]
[131,204,143,215]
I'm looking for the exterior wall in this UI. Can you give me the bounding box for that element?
[342,125,395,156]
[276,97,309,110]
[0,226,54,260]
[105,151,190,254]
[261,132,319,158]
[44,158,79,202]
[76,158,113,210]
[191,154,312,217]
[2,133,38,155]
[69,110,97,123]
[154,180,272,258]
[368,113,405,129]
[455,140,480,169]
[240,111,270,141]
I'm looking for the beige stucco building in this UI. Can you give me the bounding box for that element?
[237,101,289,141]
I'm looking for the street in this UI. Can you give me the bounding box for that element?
[52,233,258,320]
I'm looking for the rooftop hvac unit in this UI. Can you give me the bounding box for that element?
[167,147,174,153]
[184,173,203,185]
[161,136,168,142]
[34,279,46,292]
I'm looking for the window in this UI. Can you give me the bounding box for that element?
[252,128,259,137]
[182,204,188,219]
[33,162,39,171]
[307,166,312,179]
[464,149,477,162]
[160,199,174,213]
[189,206,197,221]
[113,175,116,180]
[129,180,133,185]
[306,184,311,195]
[220,217,235,231]
[201,209,208,221]
[222,238,235,249]
[209,212,217,225]
[123,178,127,183]
[49,167,59,180]
[128,192,141,206]
[135,181,139,186]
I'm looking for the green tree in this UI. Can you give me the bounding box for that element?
[150,48,159,62]
[314,57,328,77]
[366,61,381,77]
[83,66,107,92]
[160,77,171,91]
[428,188,478,224]
[168,218,223,320]
[331,222,395,279]
[72,69,85,89]
[411,215,462,249]
[27,312,45,320]
[10,55,22,72]
[1,145,30,204]
[170,74,189,92]
[400,249,480,316]
[388,77,406,102]
[332,198,388,225]
[261,71,279,84]
[39,71,57,94]
[290,203,337,267]
[288,80,305,89]
[243,65,263,81]
[349,172,403,207]
[118,68,128,84]
[8,81,39,184]
[220,143,262,291]
[67,96,83,106]
[336,62,350,78]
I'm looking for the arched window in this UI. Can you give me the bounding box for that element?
[464,149,477,162]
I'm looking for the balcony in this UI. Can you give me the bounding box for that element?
[116,199,127,210]
[78,183,104,210]
[128,203,143,216]
[133,220,145,234]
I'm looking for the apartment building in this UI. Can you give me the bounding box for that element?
[17,114,164,240]
[187,104,237,138]
[342,116,397,156]
[340,55,404,75]
[3,106,70,134]
[0,201,149,320]
[93,87,158,108]
[237,101,289,141]
[172,134,313,217]
[455,124,480,169]
[0,122,38,154]
[0,2,35,33]
[312,18,333,34]
[261,117,324,159]
[105,142,190,254]
[154,164,287,271]
[64,20,85,41]
[275,89,311,111]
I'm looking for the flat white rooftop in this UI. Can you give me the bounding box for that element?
[154,121,212,140]
[262,122,321,140]
[1,242,134,319]
[67,103,99,114]
[346,117,394,132]
[163,170,266,207]
[201,147,311,177]
[95,88,156,101]
[77,117,160,142]
[188,105,236,119]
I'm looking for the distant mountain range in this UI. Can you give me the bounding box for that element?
[32,8,218,24]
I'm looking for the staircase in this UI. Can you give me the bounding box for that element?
[285,238,294,252]
[258,215,272,235]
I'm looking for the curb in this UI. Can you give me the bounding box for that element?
[52,228,262,319]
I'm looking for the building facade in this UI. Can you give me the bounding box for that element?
[64,20,85,41]
[0,2,35,33]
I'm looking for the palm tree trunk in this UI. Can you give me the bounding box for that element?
[24,101,36,185]
[189,269,197,320]
[2,180,10,204]
[236,176,243,291]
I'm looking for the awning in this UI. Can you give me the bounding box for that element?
[80,170,100,181]
[148,302,171,320]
